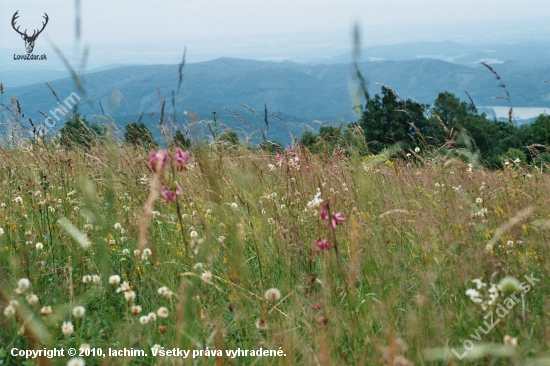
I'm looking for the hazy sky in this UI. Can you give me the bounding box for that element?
[1,0,550,65]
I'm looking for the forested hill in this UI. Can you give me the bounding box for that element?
[5,57,550,130]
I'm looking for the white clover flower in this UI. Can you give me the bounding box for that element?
[109,275,121,286]
[67,357,86,366]
[414,147,420,153]
[72,306,85,318]
[190,231,198,238]
[82,275,92,283]
[230,202,238,209]
[200,271,213,282]
[0,228,4,236]
[122,248,130,255]
[264,288,281,302]
[35,242,43,250]
[0,203,5,208]
[147,312,157,322]
[134,249,141,257]
[92,275,101,285]
[131,305,142,315]
[139,316,149,324]
[3,304,16,318]
[485,244,493,251]
[124,290,136,302]
[506,240,514,247]
[13,196,23,204]
[157,307,169,318]
[40,306,52,316]
[475,197,483,204]
[193,262,204,270]
[157,286,173,299]
[17,278,30,291]
[114,223,122,231]
[27,293,39,305]
[61,321,74,336]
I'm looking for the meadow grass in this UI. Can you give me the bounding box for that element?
[0,137,549,366]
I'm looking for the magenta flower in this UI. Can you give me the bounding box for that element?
[320,204,329,220]
[315,238,332,251]
[149,149,169,172]
[173,148,190,164]
[320,204,346,229]
[330,211,346,229]
[161,185,182,201]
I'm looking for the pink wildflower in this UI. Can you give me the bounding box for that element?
[315,238,332,251]
[173,148,190,164]
[320,204,346,229]
[161,185,182,201]
[330,211,346,229]
[320,204,329,220]
[149,150,168,172]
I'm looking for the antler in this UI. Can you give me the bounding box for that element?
[11,11,26,37]
[29,13,49,39]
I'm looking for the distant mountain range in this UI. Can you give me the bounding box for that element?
[2,45,550,144]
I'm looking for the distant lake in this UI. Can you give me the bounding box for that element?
[480,106,549,122]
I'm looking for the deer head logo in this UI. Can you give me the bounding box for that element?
[12,11,49,54]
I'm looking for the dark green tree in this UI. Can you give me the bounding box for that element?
[173,130,191,148]
[219,131,239,145]
[59,115,104,149]
[358,87,429,153]
[124,122,156,146]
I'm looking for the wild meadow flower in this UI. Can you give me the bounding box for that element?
[139,316,149,325]
[161,185,182,201]
[66,357,85,366]
[72,306,85,318]
[82,275,92,283]
[465,288,483,304]
[0,228,4,236]
[92,275,101,285]
[475,197,483,204]
[218,236,225,244]
[255,318,267,330]
[40,306,52,316]
[3,304,16,318]
[157,307,169,318]
[61,321,74,336]
[13,196,23,204]
[114,223,122,231]
[124,290,136,302]
[131,305,142,315]
[315,239,332,251]
[142,248,152,260]
[200,271,213,282]
[148,312,157,322]
[117,281,131,293]
[230,202,238,209]
[26,294,39,305]
[35,242,43,250]
[109,275,121,286]
[157,286,173,299]
[149,149,169,172]
[264,288,281,302]
[190,230,198,238]
[173,147,190,165]
[503,335,518,346]
[17,278,30,292]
